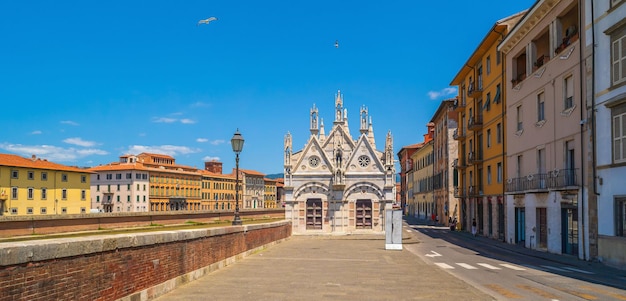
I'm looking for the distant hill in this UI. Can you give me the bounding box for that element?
[265,173,284,179]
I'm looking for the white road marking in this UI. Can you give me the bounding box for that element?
[456,263,478,269]
[560,267,594,274]
[434,262,455,269]
[425,251,442,257]
[500,263,526,271]
[476,263,501,270]
[541,265,570,272]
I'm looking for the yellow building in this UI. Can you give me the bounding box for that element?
[264,178,278,208]
[134,153,202,211]
[450,12,524,238]
[410,125,435,221]
[200,170,237,211]
[0,154,91,216]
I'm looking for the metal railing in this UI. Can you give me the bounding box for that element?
[506,169,578,193]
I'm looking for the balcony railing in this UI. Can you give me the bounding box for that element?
[453,129,465,140]
[467,82,482,98]
[453,98,466,111]
[468,115,483,130]
[506,169,578,193]
[454,186,465,198]
[467,151,483,164]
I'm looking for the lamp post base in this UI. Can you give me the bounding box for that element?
[232,219,242,226]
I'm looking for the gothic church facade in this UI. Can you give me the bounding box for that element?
[284,91,396,234]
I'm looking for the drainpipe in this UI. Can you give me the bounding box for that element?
[578,2,587,261]
[590,0,598,197]
[495,28,507,242]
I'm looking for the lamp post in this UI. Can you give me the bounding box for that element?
[231,129,245,225]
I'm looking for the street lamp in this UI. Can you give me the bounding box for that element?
[231,129,245,225]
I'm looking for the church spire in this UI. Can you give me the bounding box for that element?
[310,103,319,136]
[368,116,376,148]
[334,90,345,124]
[360,105,368,135]
[319,118,326,142]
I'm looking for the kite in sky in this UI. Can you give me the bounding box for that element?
[197,17,218,26]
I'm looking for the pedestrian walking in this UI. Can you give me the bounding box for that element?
[471,218,477,236]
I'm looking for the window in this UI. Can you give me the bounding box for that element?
[516,106,523,131]
[11,170,18,179]
[143,184,146,191]
[143,196,146,203]
[97,185,100,192]
[137,195,140,202]
[487,129,491,148]
[126,173,132,179]
[564,76,574,109]
[496,123,502,144]
[61,174,68,182]
[127,184,131,190]
[116,173,122,180]
[128,195,131,203]
[496,51,501,65]
[11,187,17,199]
[136,173,141,179]
[486,56,491,75]
[41,172,47,181]
[497,162,502,183]
[81,175,86,183]
[117,195,120,203]
[81,190,86,200]
[106,174,113,180]
[611,26,626,86]
[613,104,626,163]
[10,208,17,215]
[41,207,47,214]
[41,188,47,200]
[27,207,33,215]
[494,84,501,104]
[27,187,34,199]
[487,165,492,185]
[538,92,545,121]
[96,195,100,203]
[28,171,34,180]
[62,189,67,200]
[617,198,626,237]
[61,207,67,214]
[81,208,86,214]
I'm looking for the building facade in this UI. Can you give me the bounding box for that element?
[0,154,91,216]
[451,12,524,237]
[88,155,150,213]
[499,0,586,257]
[431,99,460,228]
[264,178,278,208]
[283,90,396,234]
[587,0,626,268]
[397,144,420,214]
[409,127,434,221]
[200,160,237,211]
[240,169,265,209]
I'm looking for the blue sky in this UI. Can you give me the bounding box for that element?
[0,1,535,174]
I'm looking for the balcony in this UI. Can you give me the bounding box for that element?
[453,129,465,141]
[468,115,483,130]
[468,185,483,196]
[453,99,466,112]
[454,158,467,169]
[467,151,483,165]
[505,169,578,194]
[453,186,465,198]
[467,82,482,98]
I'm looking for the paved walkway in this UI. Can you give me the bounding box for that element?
[154,223,492,301]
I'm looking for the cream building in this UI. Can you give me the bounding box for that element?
[283,90,396,234]
[499,0,585,257]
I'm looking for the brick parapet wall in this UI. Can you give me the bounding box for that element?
[0,220,291,301]
[0,209,284,238]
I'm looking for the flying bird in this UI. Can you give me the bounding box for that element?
[197,17,218,26]
[335,40,339,48]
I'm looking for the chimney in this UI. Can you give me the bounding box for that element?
[204,161,223,174]
[31,154,36,161]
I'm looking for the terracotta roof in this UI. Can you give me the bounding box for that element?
[0,154,91,173]
[199,169,235,179]
[138,152,175,160]
[264,178,278,183]
[87,162,149,172]
[240,169,265,176]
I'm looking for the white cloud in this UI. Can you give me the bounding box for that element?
[191,101,210,107]
[196,138,208,143]
[0,143,108,162]
[152,117,177,123]
[125,145,201,156]
[210,139,225,145]
[63,137,97,147]
[60,120,79,126]
[427,87,457,100]
[180,118,196,124]
[202,156,221,162]
[31,130,42,135]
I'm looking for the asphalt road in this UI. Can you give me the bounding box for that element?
[404,220,626,301]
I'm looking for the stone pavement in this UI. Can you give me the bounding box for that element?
[154,224,492,301]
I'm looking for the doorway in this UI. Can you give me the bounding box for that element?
[306,199,322,230]
[561,207,578,255]
[515,207,525,245]
[355,199,373,229]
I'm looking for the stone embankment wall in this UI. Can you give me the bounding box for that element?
[0,209,284,238]
[0,221,291,301]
